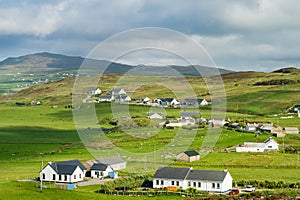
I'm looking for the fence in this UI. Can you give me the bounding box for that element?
[100,190,205,197]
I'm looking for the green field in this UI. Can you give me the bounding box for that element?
[0,70,300,199]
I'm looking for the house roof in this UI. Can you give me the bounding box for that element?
[180,112,200,118]
[153,167,229,182]
[111,88,125,94]
[153,167,190,179]
[116,96,130,100]
[98,155,126,166]
[183,150,199,157]
[99,95,113,99]
[48,160,86,175]
[284,127,299,132]
[90,163,109,171]
[186,170,228,182]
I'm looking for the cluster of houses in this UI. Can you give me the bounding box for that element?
[40,155,126,183]
[87,87,210,107]
[40,154,233,193]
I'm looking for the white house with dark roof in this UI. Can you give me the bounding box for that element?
[236,137,279,152]
[40,160,86,183]
[97,155,126,171]
[115,95,131,103]
[90,163,114,179]
[153,167,232,193]
[110,88,126,96]
[182,98,208,106]
[87,88,102,95]
[176,150,200,162]
[180,112,200,120]
[155,98,180,107]
[98,95,115,102]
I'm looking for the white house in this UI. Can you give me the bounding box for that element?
[176,150,200,162]
[236,137,279,152]
[156,98,180,107]
[208,118,226,128]
[166,118,196,127]
[182,98,208,106]
[90,163,113,179]
[110,88,126,96]
[40,160,86,183]
[87,88,102,95]
[98,95,115,102]
[115,95,131,103]
[147,113,164,119]
[97,155,126,171]
[153,167,232,193]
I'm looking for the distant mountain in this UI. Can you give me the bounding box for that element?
[0,52,233,76]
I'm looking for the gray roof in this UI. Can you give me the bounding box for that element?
[99,95,113,99]
[153,167,190,179]
[90,163,109,171]
[153,167,229,182]
[48,160,86,175]
[186,170,228,182]
[98,156,126,166]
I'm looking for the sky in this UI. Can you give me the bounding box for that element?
[0,0,300,71]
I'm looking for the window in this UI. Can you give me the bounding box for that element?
[212,183,215,188]
[59,175,61,180]
[268,146,272,148]
[42,173,45,180]
[198,182,201,188]
[161,180,164,185]
[171,181,175,185]
[217,183,220,189]
[52,174,56,180]
[79,174,82,179]
[74,175,76,179]
[176,181,179,186]
[156,180,159,185]
[193,182,196,187]
[64,175,67,181]
[188,182,191,187]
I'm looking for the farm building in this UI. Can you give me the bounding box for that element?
[284,127,299,134]
[176,150,200,162]
[153,167,232,193]
[236,137,279,152]
[110,88,126,96]
[147,113,164,119]
[98,95,115,102]
[40,160,86,183]
[90,163,114,179]
[97,155,126,171]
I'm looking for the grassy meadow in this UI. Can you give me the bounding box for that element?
[0,70,300,199]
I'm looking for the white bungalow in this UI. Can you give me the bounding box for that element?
[236,137,279,152]
[90,163,113,179]
[40,160,86,183]
[98,95,115,102]
[180,112,200,120]
[153,167,232,193]
[87,88,102,95]
[284,127,299,134]
[110,88,126,96]
[166,118,196,127]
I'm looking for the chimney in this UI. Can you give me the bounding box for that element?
[48,161,52,165]
[224,169,228,172]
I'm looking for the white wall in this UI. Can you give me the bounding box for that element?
[236,147,265,152]
[91,166,113,179]
[40,165,84,183]
[111,162,126,171]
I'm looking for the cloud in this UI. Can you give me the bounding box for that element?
[0,0,300,71]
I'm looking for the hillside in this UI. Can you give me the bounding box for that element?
[0,52,233,75]
[1,68,300,115]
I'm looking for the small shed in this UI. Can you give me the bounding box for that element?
[176,150,200,162]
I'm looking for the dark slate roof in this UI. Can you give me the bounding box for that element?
[184,150,199,157]
[49,160,86,175]
[90,163,109,171]
[153,167,190,179]
[186,170,228,182]
[98,156,126,166]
